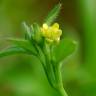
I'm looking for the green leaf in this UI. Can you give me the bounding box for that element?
[53,38,77,63]
[44,3,62,25]
[0,46,29,58]
[7,38,37,55]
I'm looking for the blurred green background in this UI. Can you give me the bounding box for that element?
[0,0,96,96]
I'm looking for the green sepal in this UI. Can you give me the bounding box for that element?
[32,23,42,43]
[22,22,31,40]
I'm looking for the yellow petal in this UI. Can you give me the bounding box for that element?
[52,23,59,29]
[58,29,62,36]
[43,23,48,30]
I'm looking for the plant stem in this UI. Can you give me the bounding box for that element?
[57,86,68,96]
[54,64,68,96]
[43,43,68,96]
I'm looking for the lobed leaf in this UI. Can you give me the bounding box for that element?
[44,3,62,25]
[53,38,77,63]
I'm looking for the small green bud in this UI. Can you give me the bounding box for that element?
[32,23,42,43]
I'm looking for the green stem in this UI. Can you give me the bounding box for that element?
[43,43,68,96]
[54,64,68,96]
[57,86,68,96]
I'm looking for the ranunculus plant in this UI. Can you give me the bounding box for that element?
[0,3,77,96]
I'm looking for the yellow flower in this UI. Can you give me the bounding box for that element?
[41,23,62,43]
